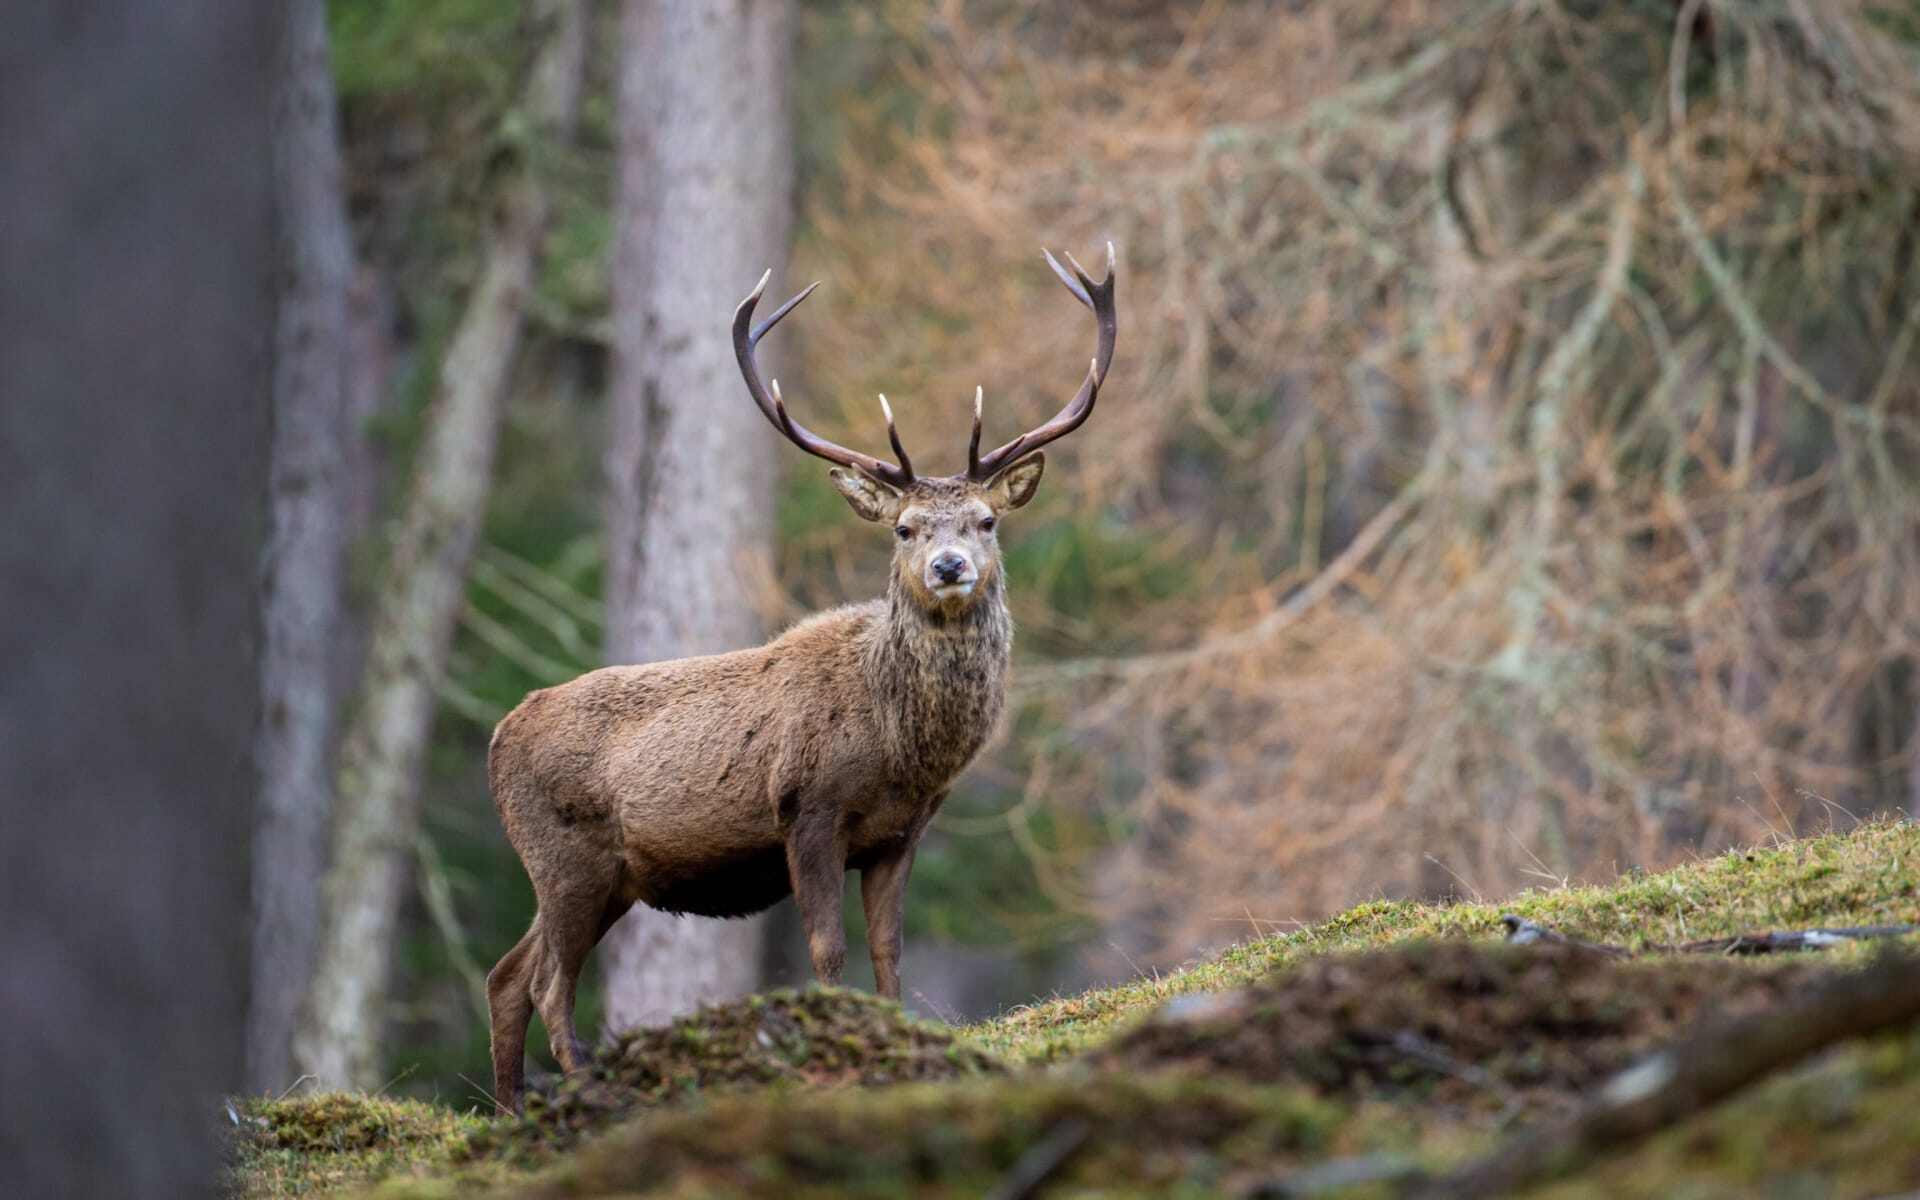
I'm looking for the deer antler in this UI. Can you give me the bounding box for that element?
[733,271,915,488]
[969,242,1117,480]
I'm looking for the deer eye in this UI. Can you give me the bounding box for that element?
[894,524,913,540]
[980,516,996,532]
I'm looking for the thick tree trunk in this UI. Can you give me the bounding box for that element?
[249,0,356,1094]
[294,0,588,1089]
[0,3,275,1193]
[601,0,796,1031]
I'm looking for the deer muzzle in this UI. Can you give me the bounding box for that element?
[927,549,977,595]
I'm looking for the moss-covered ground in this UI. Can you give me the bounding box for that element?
[228,1092,491,1198]
[469,988,1000,1161]
[230,819,1920,1198]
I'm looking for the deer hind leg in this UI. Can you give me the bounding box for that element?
[486,927,539,1113]
[529,872,626,1074]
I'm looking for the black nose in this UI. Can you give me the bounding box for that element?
[931,552,968,583]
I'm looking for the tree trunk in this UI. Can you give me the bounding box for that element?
[601,0,796,1031]
[249,0,356,1094]
[294,0,588,1089]
[0,3,275,1193]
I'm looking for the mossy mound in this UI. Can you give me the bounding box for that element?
[469,987,1002,1160]
[1095,940,1818,1110]
[228,1092,486,1199]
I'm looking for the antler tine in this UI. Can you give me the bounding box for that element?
[732,272,914,488]
[751,280,820,344]
[970,243,1117,480]
[877,394,914,480]
[967,386,984,479]
[1042,249,1091,308]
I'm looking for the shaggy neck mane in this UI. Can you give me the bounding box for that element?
[861,573,1012,789]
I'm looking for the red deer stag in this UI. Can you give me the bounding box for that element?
[484,246,1116,1112]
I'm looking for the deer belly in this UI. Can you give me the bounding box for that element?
[634,844,793,919]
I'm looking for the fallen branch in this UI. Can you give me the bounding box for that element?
[1500,914,1920,957]
[1676,926,1920,956]
[1413,950,1920,1199]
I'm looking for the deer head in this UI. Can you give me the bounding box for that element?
[732,246,1117,617]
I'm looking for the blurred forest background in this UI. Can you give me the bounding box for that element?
[256,0,1920,1104]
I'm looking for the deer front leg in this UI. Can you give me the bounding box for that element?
[861,797,940,1001]
[859,842,917,1001]
[784,808,848,984]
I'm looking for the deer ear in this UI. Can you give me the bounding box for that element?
[987,453,1045,511]
[829,467,903,523]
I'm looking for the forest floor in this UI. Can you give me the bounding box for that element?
[230,818,1920,1198]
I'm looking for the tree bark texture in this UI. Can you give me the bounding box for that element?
[601,0,796,1031]
[295,0,588,1089]
[249,0,357,1094]
[0,3,276,1193]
